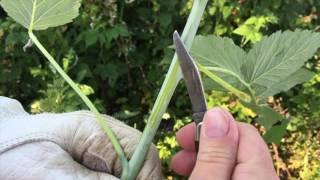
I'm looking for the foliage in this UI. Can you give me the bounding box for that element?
[280,65,320,179]
[1,0,208,179]
[192,31,320,100]
[233,15,278,44]
[1,0,320,179]
[0,0,81,30]
[2,0,135,178]
[191,30,320,143]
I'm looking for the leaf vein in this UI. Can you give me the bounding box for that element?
[33,0,65,25]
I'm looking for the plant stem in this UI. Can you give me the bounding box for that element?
[197,63,251,102]
[123,0,209,179]
[28,1,129,172]
[203,66,250,88]
[28,31,129,173]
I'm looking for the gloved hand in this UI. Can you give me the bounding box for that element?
[0,96,162,180]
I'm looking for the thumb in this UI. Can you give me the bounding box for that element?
[190,108,239,180]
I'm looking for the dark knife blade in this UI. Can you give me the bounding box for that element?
[173,31,207,125]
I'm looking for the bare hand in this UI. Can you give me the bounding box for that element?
[171,108,279,180]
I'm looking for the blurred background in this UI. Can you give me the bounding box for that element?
[0,0,319,179]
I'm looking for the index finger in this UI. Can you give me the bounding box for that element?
[176,122,196,151]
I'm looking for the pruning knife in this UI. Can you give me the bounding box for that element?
[173,31,207,152]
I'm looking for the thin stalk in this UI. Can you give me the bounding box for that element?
[197,63,251,102]
[28,0,129,175]
[28,31,129,172]
[201,66,250,88]
[205,65,257,100]
[124,0,209,179]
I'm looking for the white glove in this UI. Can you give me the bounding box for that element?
[0,96,162,180]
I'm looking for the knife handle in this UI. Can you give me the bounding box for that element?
[195,122,202,152]
[193,111,206,153]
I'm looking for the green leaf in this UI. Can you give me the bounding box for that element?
[258,68,315,98]
[105,24,129,42]
[191,35,246,78]
[263,120,288,145]
[255,106,283,130]
[191,30,320,106]
[78,84,94,96]
[0,0,81,30]
[191,35,251,93]
[233,16,278,43]
[214,24,228,36]
[242,30,320,88]
[159,13,172,29]
[241,101,283,129]
[116,24,130,37]
[84,30,99,47]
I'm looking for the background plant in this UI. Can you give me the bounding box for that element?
[1,0,319,179]
[0,0,208,178]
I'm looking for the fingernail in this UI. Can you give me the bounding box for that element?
[205,108,230,138]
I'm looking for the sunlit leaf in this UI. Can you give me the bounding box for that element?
[0,0,81,30]
[78,84,94,96]
[258,68,315,98]
[191,35,245,79]
[192,30,320,107]
[233,15,278,43]
[191,35,250,96]
[242,30,320,88]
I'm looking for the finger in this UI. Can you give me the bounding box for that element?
[170,150,197,176]
[0,142,119,180]
[176,123,196,151]
[236,123,273,164]
[232,123,278,180]
[190,107,239,180]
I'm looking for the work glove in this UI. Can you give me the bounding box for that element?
[0,96,162,180]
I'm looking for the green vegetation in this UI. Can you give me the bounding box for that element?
[0,0,209,178]
[0,0,319,179]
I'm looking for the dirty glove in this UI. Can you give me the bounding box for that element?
[0,96,162,180]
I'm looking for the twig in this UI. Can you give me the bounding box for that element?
[271,143,292,177]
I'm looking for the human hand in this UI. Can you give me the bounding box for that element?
[0,97,162,180]
[171,107,279,180]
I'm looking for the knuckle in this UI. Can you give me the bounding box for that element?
[241,123,260,135]
[197,146,234,164]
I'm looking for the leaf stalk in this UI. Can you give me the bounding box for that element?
[28,30,130,173]
[197,63,251,102]
[28,0,130,171]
